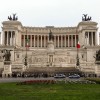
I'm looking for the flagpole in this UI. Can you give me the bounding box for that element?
[26,29,27,61]
[76,40,80,67]
[76,47,80,67]
[24,29,27,66]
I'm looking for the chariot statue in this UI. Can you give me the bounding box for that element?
[8,13,18,21]
[82,14,92,21]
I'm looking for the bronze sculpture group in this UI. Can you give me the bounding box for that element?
[3,50,11,61]
[8,13,18,21]
[82,14,92,21]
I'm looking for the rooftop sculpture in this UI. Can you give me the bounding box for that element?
[82,14,92,21]
[8,13,18,21]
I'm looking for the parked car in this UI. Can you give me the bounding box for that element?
[68,74,80,79]
[54,74,66,78]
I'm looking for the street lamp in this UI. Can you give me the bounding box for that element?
[24,29,28,67]
[24,55,27,66]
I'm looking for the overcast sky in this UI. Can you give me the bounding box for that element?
[0,0,100,29]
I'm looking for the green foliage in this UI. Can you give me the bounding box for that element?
[0,82,100,100]
[86,78,100,84]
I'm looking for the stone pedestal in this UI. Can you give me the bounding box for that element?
[47,40,54,53]
[2,61,12,77]
[47,40,55,67]
[95,65,100,77]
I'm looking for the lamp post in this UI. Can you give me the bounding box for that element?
[23,29,28,77]
[76,51,80,67]
[24,29,28,67]
[24,55,27,66]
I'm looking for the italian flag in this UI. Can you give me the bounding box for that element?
[77,41,80,48]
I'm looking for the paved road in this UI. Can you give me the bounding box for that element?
[0,77,84,83]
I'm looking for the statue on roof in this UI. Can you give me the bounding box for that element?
[82,14,92,21]
[8,13,18,21]
[8,15,12,20]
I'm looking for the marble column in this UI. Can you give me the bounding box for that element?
[61,35,62,47]
[95,32,97,45]
[48,35,49,42]
[75,35,76,47]
[8,31,10,45]
[85,32,88,45]
[34,35,35,47]
[91,32,93,46]
[10,31,13,45]
[30,35,31,47]
[71,35,73,47]
[41,35,42,47]
[37,35,39,47]
[23,35,25,47]
[46,35,47,47]
[89,32,92,46]
[88,32,89,45]
[7,31,8,45]
[32,35,33,47]
[3,31,5,45]
[12,31,13,46]
[68,35,69,47]
[44,35,46,47]
[93,32,95,45]
[54,35,56,48]
[64,35,66,47]
[58,36,59,48]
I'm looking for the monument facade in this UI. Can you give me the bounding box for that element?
[0,14,100,77]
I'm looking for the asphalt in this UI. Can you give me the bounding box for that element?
[0,77,83,83]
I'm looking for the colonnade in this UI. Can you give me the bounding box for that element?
[85,32,96,46]
[21,35,78,48]
[2,31,97,47]
[3,31,15,46]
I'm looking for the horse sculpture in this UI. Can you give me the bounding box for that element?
[8,13,18,21]
[82,14,92,21]
[3,50,11,61]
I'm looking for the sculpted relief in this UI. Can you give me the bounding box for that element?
[31,50,48,64]
[32,56,48,63]
[54,56,75,64]
[54,57,69,63]
[31,56,75,64]
[21,52,75,65]
[28,56,32,63]
[70,58,75,64]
